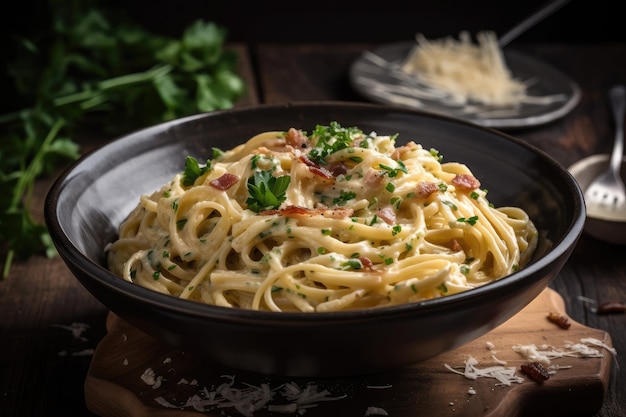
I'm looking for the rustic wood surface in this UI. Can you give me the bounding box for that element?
[84,288,613,417]
[1,42,625,417]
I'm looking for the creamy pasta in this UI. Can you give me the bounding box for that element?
[106,122,538,312]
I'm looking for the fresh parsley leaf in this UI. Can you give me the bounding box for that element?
[246,170,291,213]
[182,156,211,186]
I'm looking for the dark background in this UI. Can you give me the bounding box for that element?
[110,0,621,44]
[6,0,626,44]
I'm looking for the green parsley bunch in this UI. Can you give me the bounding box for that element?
[0,0,246,278]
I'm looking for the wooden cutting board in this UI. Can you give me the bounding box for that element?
[84,288,614,417]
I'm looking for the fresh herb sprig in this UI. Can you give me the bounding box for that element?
[1,1,246,278]
[246,171,291,213]
[182,157,212,187]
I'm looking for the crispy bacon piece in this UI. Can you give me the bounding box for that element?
[363,169,385,188]
[328,162,348,177]
[298,154,334,181]
[520,362,550,382]
[359,256,374,270]
[391,141,419,160]
[452,174,481,191]
[449,238,463,252]
[596,301,626,314]
[209,173,239,190]
[286,128,309,149]
[547,312,571,329]
[414,181,439,199]
[260,205,354,219]
[377,206,396,225]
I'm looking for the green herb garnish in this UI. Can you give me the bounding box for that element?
[246,170,291,213]
[182,156,211,186]
[308,122,363,164]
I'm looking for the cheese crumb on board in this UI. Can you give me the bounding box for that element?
[365,406,389,416]
[445,356,524,386]
[153,375,347,417]
[140,367,164,389]
[447,337,617,387]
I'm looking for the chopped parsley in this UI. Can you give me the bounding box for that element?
[307,122,364,164]
[378,161,408,177]
[332,190,356,206]
[457,216,479,225]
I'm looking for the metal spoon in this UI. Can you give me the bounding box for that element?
[584,85,626,214]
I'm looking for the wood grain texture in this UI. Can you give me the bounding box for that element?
[85,288,614,417]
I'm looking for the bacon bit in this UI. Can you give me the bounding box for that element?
[547,312,571,329]
[286,128,309,149]
[328,163,348,177]
[322,207,355,219]
[363,169,385,187]
[377,206,396,225]
[414,181,439,199]
[448,239,463,252]
[209,173,239,190]
[299,155,334,181]
[596,301,626,314]
[391,141,419,160]
[452,174,481,191]
[260,205,354,219]
[520,362,550,383]
[360,257,374,270]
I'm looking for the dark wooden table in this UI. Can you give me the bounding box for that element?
[1,42,625,416]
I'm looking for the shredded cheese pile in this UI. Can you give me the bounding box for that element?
[401,31,528,106]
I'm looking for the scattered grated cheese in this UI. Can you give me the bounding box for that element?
[141,367,165,389]
[52,322,90,341]
[579,337,617,357]
[444,356,524,386]
[513,336,615,365]
[491,354,507,365]
[511,344,558,365]
[365,406,389,416]
[71,348,94,356]
[153,375,347,416]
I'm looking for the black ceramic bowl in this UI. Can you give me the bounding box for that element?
[45,102,585,377]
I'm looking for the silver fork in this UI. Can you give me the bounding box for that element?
[584,85,626,211]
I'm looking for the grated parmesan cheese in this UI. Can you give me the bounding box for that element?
[365,406,389,416]
[153,375,347,416]
[140,367,164,389]
[401,31,528,107]
[447,336,618,390]
[512,337,614,365]
[445,356,524,386]
[52,322,90,340]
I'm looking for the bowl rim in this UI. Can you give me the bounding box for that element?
[45,101,587,323]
